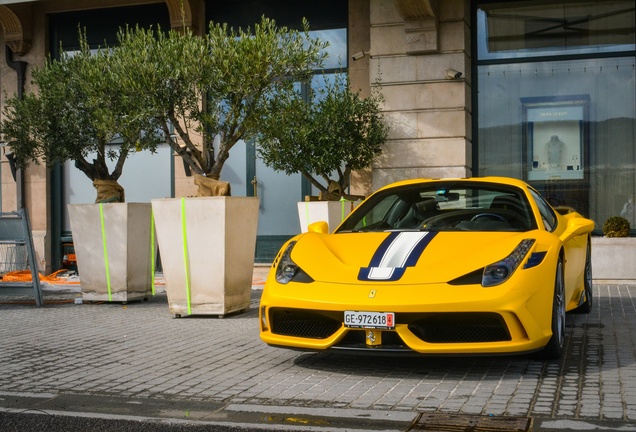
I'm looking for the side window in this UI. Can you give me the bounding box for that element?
[339,194,401,231]
[529,189,557,232]
[359,196,401,228]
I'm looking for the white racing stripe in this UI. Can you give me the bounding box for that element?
[367,232,428,280]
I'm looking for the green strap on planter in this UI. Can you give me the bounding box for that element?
[150,210,155,296]
[340,196,347,221]
[181,198,192,315]
[99,203,112,302]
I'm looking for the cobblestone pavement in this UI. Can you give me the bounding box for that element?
[1,279,635,431]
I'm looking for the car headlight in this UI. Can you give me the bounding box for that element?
[275,241,313,284]
[482,239,535,287]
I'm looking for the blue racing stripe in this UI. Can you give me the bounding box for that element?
[358,231,438,281]
[368,232,402,267]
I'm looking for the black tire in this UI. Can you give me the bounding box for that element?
[541,258,566,359]
[574,240,593,314]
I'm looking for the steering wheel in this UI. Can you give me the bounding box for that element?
[471,213,507,223]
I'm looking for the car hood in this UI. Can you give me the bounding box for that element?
[290,230,537,285]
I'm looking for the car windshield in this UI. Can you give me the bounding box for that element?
[337,181,538,233]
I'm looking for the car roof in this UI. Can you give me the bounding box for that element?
[376,177,530,192]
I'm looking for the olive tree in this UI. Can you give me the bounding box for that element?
[114,17,327,196]
[1,33,163,203]
[257,74,388,200]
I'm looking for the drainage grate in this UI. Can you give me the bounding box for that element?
[406,413,532,431]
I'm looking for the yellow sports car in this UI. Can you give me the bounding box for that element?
[259,177,595,358]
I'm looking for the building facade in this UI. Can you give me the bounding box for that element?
[0,0,634,272]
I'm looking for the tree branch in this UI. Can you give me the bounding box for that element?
[74,156,97,181]
[167,114,206,175]
[111,146,129,180]
[161,122,203,176]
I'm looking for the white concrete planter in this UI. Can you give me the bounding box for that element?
[151,196,259,317]
[297,200,359,233]
[68,203,155,302]
[591,237,636,282]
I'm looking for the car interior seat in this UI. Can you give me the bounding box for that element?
[396,198,439,228]
[490,194,528,223]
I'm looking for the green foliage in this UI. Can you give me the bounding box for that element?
[1,17,326,199]
[1,30,163,188]
[257,74,388,199]
[603,216,631,237]
[113,17,327,181]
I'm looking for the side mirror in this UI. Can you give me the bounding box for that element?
[560,217,594,243]
[308,221,329,234]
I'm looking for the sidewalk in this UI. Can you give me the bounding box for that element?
[1,271,636,431]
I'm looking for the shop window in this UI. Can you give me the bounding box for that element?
[478,0,635,60]
[476,1,636,232]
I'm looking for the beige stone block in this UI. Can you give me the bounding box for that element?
[174,172,197,198]
[32,230,48,273]
[370,0,402,25]
[465,84,473,111]
[438,0,470,22]
[370,56,417,84]
[375,138,471,169]
[372,166,471,191]
[414,52,466,81]
[417,82,467,109]
[417,110,470,139]
[404,17,439,54]
[384,112,418,140]
[371,25,406,56]
[23,164,48,231]
[1,160,17,212]
[350,167,373,198]
[349,0,371,95]
[463,52,472,80]
[381,85,419,111]
[25,181,48,229]
[382,82,466,112]
[349,68,371,97]
[371,0,468,26]
[174,182,197,199]
[371,23,467,58]
[439,21,467,52]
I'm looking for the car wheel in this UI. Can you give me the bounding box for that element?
[574,240,593,314]
[541,258,566,359]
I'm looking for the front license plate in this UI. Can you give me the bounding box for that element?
[344,311,395,329]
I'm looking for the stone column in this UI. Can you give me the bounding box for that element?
[366,0,472,191]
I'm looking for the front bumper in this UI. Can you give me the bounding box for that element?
[259,277,554,355]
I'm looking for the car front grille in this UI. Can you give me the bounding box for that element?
[270,309,342,339]
[269,309,511,344]
[407,312,511,343]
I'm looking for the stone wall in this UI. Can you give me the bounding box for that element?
[366,0,472,191]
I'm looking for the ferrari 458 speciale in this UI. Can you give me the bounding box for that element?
[259,177,595,358]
